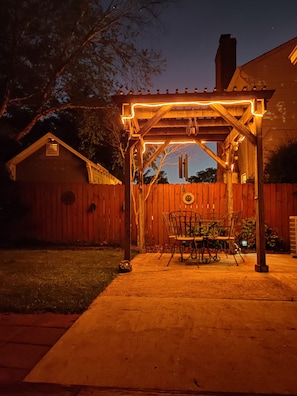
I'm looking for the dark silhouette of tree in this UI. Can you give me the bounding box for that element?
[188,167,217,183]
[264,141,297,183]
[143,169,168,184]
[0,0,168,142]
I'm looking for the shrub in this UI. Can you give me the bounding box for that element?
[237,217,281,251]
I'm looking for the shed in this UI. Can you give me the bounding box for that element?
[6,132,121,185]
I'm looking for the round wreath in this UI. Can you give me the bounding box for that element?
[182,192,195,205]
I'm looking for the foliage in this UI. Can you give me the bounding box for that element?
[0,0,168,142]
[0,248,131,313]
[264,140,297,183]
[0,165,29,239]
[188,167,217,183]
[75,108,124,178]
[237,217,281,251]
[143,169,168,184]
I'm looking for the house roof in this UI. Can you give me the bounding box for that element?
[240,36,297,68]
[227,36,297,90]
[6,132,122,184]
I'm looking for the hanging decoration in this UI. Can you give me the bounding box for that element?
[183,192,195,205]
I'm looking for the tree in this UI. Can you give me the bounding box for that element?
[74,108,124,179]
[131,144,179,248]
[143,169,168,184]
[188,167,217,183]
[264,141,297,183]
[0,0,167,142]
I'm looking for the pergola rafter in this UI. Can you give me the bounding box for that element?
[113,88,274,272]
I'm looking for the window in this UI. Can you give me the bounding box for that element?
[241,173,247,184]
[46,141,59,156]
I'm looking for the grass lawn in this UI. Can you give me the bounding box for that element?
[0,248,127,314]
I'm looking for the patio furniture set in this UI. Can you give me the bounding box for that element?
[161,210,245,267]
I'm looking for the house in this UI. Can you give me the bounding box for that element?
[6,132,122,185]
[215,35,297,183]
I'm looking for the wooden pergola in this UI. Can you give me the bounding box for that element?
[113,88,274,272]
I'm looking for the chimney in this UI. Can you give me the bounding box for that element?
[215,34,237,91]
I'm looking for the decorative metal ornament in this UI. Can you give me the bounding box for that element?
[182,192,195,205]
[61,191,76,205]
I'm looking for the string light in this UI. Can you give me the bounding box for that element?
[121,99,264,125]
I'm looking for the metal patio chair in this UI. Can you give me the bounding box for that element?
[166,210,203,267]
[159,212,177,259]
[210,211,245,265]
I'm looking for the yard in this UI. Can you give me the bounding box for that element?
[0,248,128,314]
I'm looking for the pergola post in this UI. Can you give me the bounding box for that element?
[254,105,268,272]
[137,141,146,252]
[124,142,132,262]
[226,169,234,215]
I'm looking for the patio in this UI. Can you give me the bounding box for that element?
[25,252,297,394]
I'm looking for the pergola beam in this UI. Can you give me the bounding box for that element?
[133,108,247,119]
[143,140,171,170]
[194,139,227,169]
[132,104,173,137]
[223,107,253,148]
[210,103,256,146]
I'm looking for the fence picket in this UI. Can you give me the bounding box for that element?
[6,182,297,251]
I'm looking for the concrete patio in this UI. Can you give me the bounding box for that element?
[24,252,297,395]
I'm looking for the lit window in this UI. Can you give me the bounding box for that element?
[289,46,297,65]
[241,173,247,184]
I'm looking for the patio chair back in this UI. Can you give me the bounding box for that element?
[162,212,176,238]
[169,210,201,238]
[213,211,244,264]
[223,211,242,238]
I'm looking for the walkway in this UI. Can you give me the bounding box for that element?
[19,252,297,395]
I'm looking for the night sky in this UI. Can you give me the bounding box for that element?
[146,0,297,182]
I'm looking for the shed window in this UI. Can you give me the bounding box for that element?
[46,141,59,156]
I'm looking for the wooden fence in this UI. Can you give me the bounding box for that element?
[5,182,297,250]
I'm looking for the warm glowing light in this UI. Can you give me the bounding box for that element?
[121,99,263,124]
[238,135,245,143]
[289,45,297,65]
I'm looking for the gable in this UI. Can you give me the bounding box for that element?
[6,132,122,184]
[15,144,88,183]
[229,37,297,90]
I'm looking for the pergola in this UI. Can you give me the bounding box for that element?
[112,88,274,272]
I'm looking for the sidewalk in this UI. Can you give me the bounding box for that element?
[2,253,297,395]
[0,313,79,382]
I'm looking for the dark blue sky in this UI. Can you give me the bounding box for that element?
[151,0,297,92]
[146,0,297,182]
